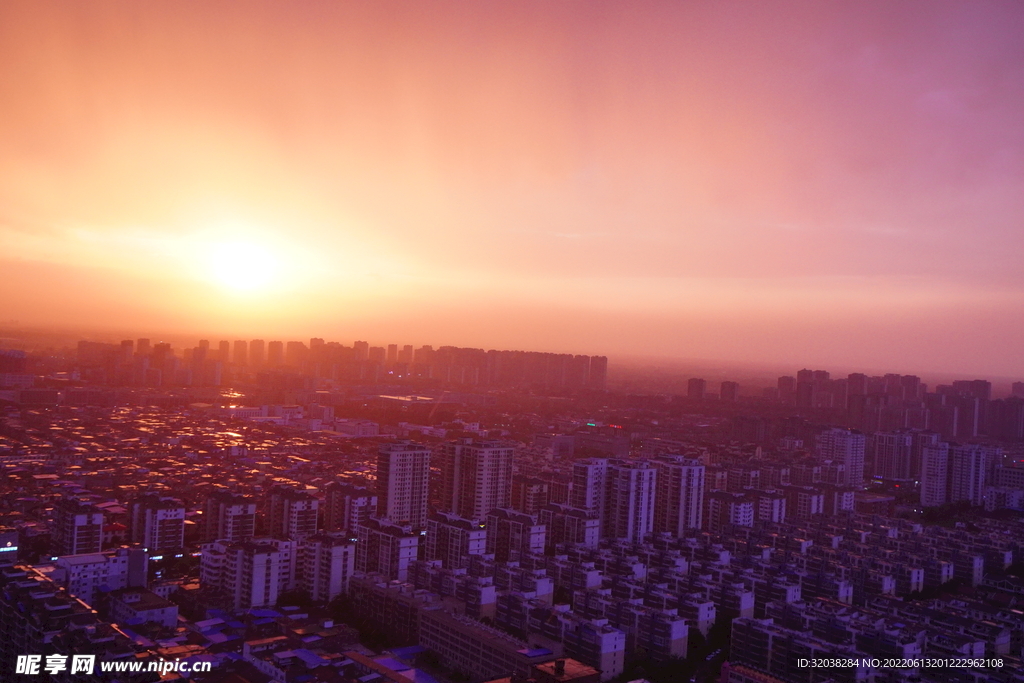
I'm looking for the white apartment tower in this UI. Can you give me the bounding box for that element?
[53,499,104,556]
[440,439,514,521]
[653,456,705,535]
[267,486,319,540]
[377,441,431,528]
[200,540,284,610]
[603,460,657,541]
[300,534,356,602]
[129,494,185,552]
[571,459,609,519]
[52,547,148,605]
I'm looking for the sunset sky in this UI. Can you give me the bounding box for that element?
[2,1,1024,376]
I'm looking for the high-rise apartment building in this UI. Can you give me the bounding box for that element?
[511,476,550,515]
[872,431,914,481]
[589,356,608,388]
[603,460,657,541]
[267,486,319,540]
[653,456,705,535]
[300,534,356,602]
[950,444,996,507]
[820,484,855,516]
[52,547,148,605]
[440,439,514,521]
[705,492,755,533]
[901,374,923,400]
[920,442,950,507]
[53,499,104,556]
[485,508,546,562]
[782,486,825,519]
[414,345,434,366]
[847,373,868,397]
[118,339,134,364]
[727,465,761,492]
[425,512,487,569]
[571,458,608,518]
[200,539,285,610]
[249,339,265,365]
[204,491,257,542]
[285,341,308,367]
[815,427,866,487]
[910,431,942,481]
[753,490,787,523]
[543,472,572,505]
[377,441,431,528]
[538,504,601,550]
[233,340,248,365]
[398,344,414,364]
[266,340,284,366]
[951,379,992,401]
[129,494,185,552]
[324,482,377,535]
[354,518,420,581]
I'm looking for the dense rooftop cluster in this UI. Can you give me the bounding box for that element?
[1,339,1024,682]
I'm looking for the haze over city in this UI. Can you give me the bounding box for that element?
[8,5,1024,683]
[3,1,1024,376]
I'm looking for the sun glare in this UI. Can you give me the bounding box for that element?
[205,240,280,292]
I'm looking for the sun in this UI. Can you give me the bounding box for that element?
[204,240,281,292]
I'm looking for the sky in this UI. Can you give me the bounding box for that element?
[2,1,1024,376]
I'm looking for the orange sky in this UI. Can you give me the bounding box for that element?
[2,1,1024,376]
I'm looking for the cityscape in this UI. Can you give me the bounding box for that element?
[2,337,1024,682]
[4,2,1024,683]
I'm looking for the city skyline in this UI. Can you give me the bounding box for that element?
[5,4,1024,681]
[9,327,1024,398]
[4,331,1024,682]
[3,2,1024,376]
